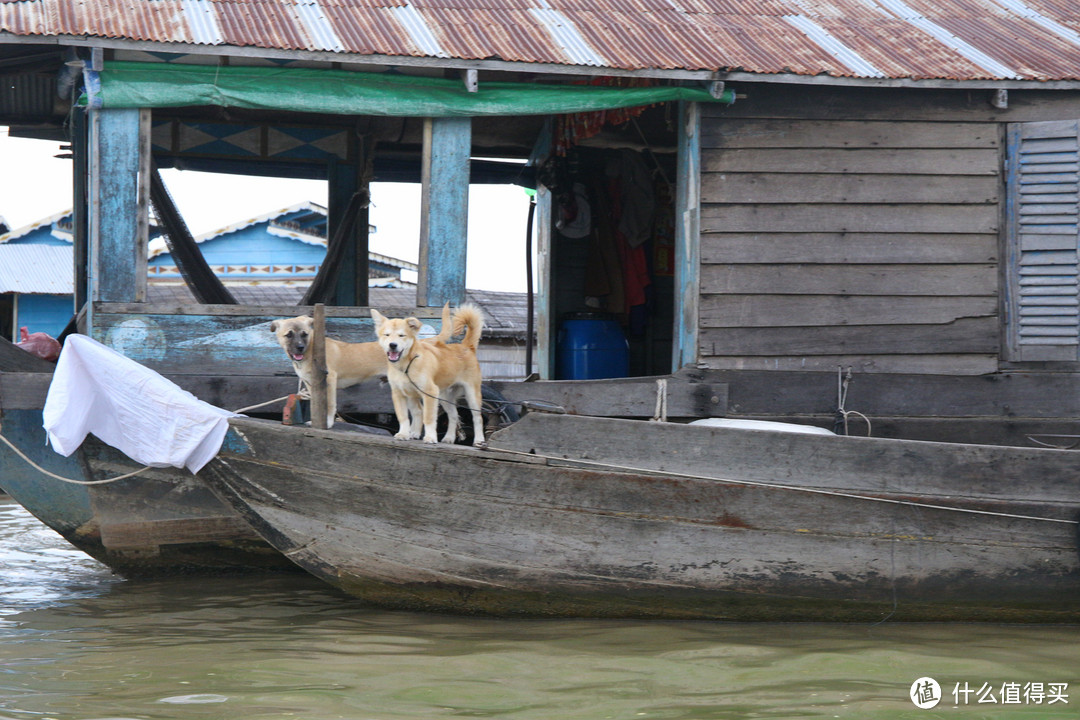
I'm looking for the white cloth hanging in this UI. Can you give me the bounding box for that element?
[43,334,238,473]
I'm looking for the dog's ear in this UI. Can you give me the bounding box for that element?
[370,308,386,328]
[270,320,279,332]
[406,317,422,332]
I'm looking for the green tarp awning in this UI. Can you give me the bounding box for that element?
[80,61,732,116]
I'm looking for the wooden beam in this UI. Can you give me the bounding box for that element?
[310,303,329,429]
[699,263,997,296]
[417,117,471,307]
[329,159,367,306]
[89,107,147,304]
[699,317,1000,356]
[536,184,554,378]
[674,101,701,371]
[72,108,89,311]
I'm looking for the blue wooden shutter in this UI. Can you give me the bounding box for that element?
[1005,120,1080,361]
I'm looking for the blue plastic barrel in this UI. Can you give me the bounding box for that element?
[557,313,629,380]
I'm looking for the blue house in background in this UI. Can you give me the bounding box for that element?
[0,202,417,341]
[0,210,84,340]
[148,201,415,290]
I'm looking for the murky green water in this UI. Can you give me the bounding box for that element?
[0,497,1077,719]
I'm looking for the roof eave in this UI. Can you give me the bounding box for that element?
[55,36,719,82]
[8,34,1080,91]
[715,70,1080,91]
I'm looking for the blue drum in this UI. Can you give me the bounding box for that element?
[557,313,629,379]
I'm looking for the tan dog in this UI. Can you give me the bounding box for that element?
[371,304,484,445]
[271,304,451,428]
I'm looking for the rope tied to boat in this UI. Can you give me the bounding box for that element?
[0,392,294,486]
[0,428,150,485]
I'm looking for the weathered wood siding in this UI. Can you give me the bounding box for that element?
[700,93,1002,375]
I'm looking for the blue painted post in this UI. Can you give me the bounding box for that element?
[673,101,701,371]
[535,184,553,378]
[417,117,470,307]
[89,107,148,305]
[529,118,554,378]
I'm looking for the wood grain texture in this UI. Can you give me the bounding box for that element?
[700,264,997,296]
[198,414,1080,621]
[90,108,146,303]
[696,107,1006,374]
[701,233,998,264]
[700,294,997,327]
[418,116,471,307]
[699,317,999,356]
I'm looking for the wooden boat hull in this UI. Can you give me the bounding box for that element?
[203,414,1080,621]
[0,400,293,576]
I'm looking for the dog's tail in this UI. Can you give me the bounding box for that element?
[433,302,453,342]
[452,303,484,351]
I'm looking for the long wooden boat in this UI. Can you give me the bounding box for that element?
[200,412,1080,622]
[0,348,291,575]
[0,330,724,576]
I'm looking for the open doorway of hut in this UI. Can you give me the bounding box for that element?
[544,144,676,379]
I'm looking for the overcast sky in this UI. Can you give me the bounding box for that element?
[0,129,534,292]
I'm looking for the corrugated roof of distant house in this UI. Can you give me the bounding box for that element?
[1,0,1079,85]
[0,210,74,245]
[148,284,533,339]
[148,201,329,259]
[0,245,73,294]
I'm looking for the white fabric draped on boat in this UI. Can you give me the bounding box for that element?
[43,335,237,473]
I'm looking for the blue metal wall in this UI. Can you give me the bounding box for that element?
[16,294,73,337]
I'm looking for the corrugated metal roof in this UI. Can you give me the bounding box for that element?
[1,0,1079,83]
[0,244,73,294]
[147,283,533,337]
[0,209,72,244]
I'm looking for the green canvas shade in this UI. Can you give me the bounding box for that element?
[79,61,734,115]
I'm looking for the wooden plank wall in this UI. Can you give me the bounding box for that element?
[699,91,1003,375]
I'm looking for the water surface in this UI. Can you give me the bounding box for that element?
[0,498,1076,719]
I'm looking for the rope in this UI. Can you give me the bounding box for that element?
[836,367,872,437]
[0,432,150,485]
[651,378,668,422]
[0,392,294,486]
[5,399,1074,525]
[399,354,551,415]
[233,394,291,414]
[490,446,1080,526]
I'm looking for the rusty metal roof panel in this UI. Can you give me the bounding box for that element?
[321,6,414,55]
[933,15,1080,80]
[1,0,1080,83]
[214,2,311,50]
[420,8,565,64]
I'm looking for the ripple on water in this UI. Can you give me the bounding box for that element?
[1,499,1079,720]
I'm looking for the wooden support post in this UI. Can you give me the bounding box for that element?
[535,183,553,378]
[310,303,330,429]
[673,101,701,372]
[72,108,89,313]
[530,119,554,378]
[88,107,148,304]
[329,158,369,307]
[417,116,470,307]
